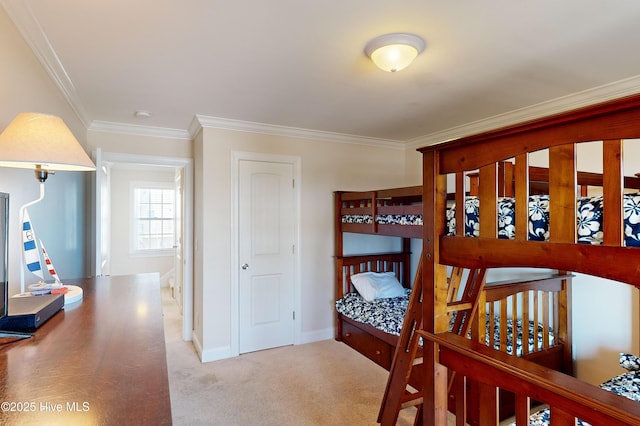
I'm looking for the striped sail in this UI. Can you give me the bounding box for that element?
[22,208,44,280]
[40,239,61,284]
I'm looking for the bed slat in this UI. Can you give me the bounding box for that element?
[479,163,498,238]
[455,172,465,237]
[549,144,577,243]
[542,292,550,349]
[521,292,530,356]
[603,139,624,246]
[514,154,529,241]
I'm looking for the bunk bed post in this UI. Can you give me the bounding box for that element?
[421,149,449,426]
[402,237,411,286]
[334,191,345,341]
[558,272,573,375]
[334,191,344,257]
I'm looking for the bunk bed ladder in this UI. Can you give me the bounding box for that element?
[377,265,487,426]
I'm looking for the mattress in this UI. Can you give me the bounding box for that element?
[341,193,640,247]
[335,291,553,356]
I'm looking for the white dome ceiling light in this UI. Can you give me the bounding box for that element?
[364,33,426,73]
[134,110,152,118]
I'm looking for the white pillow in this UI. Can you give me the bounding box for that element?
[351,272,405,302]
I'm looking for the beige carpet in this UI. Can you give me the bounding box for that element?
[163,289,453,426]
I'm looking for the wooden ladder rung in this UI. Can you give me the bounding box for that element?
[446,301,473,312]
[378,266,488,426]
[400,392,423,409]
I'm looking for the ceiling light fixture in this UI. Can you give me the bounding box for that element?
[364,33,425,73]
[134,110,152,119]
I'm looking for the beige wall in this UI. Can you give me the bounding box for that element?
[0,9,85,138]
[192,131,205,348]
[192,127,413,360]
[87,131,192,159]
[404,146,422,185]
[1,7,91,290]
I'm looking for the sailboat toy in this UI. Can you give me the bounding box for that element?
[22,209,83,305]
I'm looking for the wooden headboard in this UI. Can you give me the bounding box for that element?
[335,252,411,301]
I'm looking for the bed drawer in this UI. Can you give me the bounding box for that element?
[342,321,392,369]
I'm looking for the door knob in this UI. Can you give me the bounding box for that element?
[241,263,249,270]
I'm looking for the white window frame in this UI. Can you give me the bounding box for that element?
[130,181,176,257]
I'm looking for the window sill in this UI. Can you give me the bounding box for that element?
[129,249,176,258]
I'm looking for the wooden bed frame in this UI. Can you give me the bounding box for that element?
[415,94,640,425]
[335,252,572,421]
[334,176,578,421]
[335,253,572,374]
[333,165,589,372]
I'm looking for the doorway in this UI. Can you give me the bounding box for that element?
[92,149,194,341]
[231,152,301,355]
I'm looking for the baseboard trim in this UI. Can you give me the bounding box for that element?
[300,327,334,345]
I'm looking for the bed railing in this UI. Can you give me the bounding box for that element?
[418,94,640,425]
[421,96,640,287]
[422,331,640,425]
[335,187,423,238]
[431,141,640,287]
[478,273,572,372]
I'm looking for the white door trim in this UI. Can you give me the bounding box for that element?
[92,151,194,342]
[230,151,301,356]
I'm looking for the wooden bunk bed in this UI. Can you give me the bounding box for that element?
[334,172,581,421]
[334,162,606,372]
[411,94,640,425]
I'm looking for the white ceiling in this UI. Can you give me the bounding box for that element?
[5,1,640,147]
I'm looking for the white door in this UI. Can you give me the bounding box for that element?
[238,160,295,353]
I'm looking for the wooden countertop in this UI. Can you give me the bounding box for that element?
[0,273,172,425]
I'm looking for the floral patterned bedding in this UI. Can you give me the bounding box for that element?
[342,193,640,246]
[509,354,640,426]
[341,213,422,226]
[335,291,553,356]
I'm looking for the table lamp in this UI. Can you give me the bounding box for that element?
[0,112,96,305]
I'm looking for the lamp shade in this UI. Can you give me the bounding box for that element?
[365,33,426,73]
[0,113,95,171]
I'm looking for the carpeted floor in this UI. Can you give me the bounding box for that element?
[162,289,421,425]
[162,289,470,426]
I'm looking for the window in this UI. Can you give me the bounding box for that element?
[132,183,176,254]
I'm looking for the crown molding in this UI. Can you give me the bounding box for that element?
[1,0,91,128]
[89,120,191,141]
[407,74,640,150]
[191,115,405,149]
[6,0,640,150]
